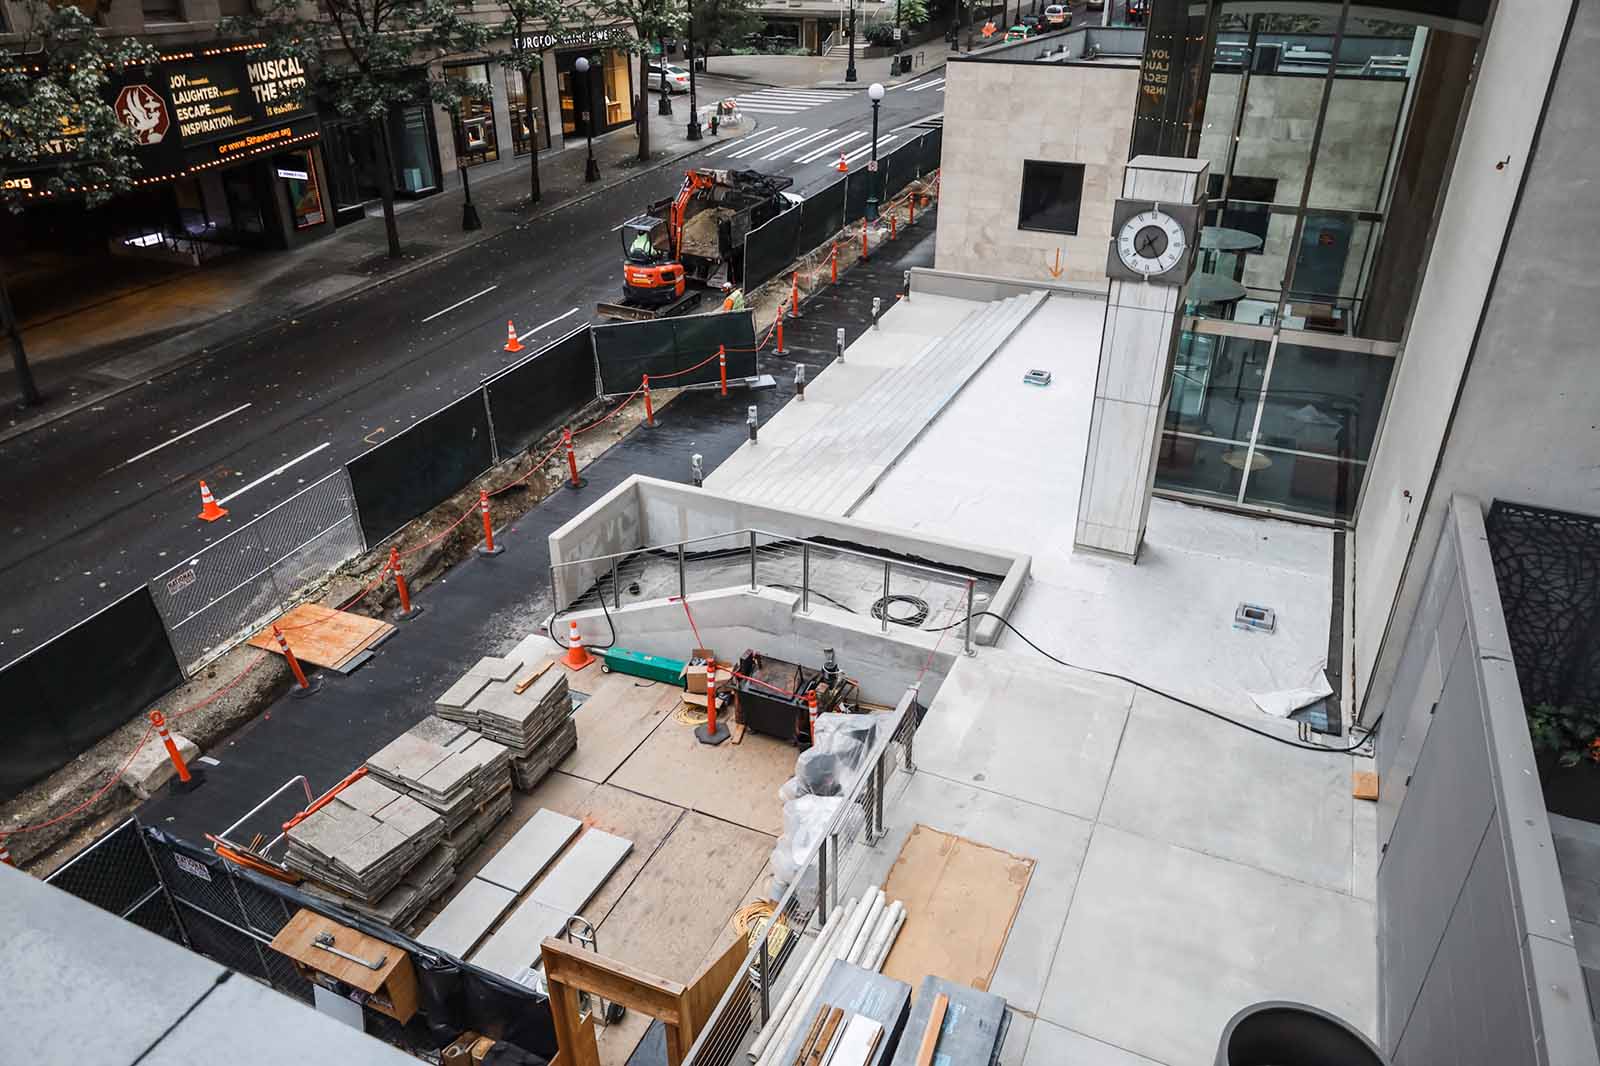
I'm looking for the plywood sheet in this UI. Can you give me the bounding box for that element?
[607,718,795,836]
[878,825,1034,993]
[248,602,393,669]
[598,812,773,984]
[562,682,681,784]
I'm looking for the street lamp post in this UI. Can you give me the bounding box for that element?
[845,0,858,83]
[459,160,481,231]
[686,18,702,140]
[865,82,884,220]
[658,36,673,115]
[575,55,601,182]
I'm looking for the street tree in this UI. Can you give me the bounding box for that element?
[0,0,158,407]
[225,0,493,259]
[491,0,574,206]
[896,0,930,26]
[589,0,685,162]
[690,0,760,70]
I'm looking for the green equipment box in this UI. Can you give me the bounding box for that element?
[599,647,687,686]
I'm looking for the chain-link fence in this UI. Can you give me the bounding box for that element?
[44,817,186,945]
[147,469,365,673]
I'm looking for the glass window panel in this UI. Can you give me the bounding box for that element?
[1308,76,1407,212]
[1231,73,1322,205]
[1162,331,1269,443]
[1256,341,1393,462]
[1286,215,1374,315]
[1155,433,1249,503]
[1017,161,1085,235]
[602,50,633,129]
[1241,445,1366,519]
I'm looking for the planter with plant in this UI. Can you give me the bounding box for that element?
[1527,701,1600,823]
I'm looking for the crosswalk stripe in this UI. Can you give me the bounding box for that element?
[737,105,814,115]
[705,136,746,156]
[795,130,866,163]
[906,77,946,93]
[762,128,837,160]
[842,134,898,164]
[729,126,812,158]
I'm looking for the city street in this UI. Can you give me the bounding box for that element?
[0,69,948,655]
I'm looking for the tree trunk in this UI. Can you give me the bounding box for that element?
[0,268,42,408]
[637,47,651,162]
[523,67,542,204]
[373,116,403,259]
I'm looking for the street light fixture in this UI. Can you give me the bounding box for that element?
[866,82,884,221]
[845,0,858,83]
[657,36,673,116]
[575,55,601,182]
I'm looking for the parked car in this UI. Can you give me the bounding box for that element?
[1044,4,1068,26]
[648,63,690,93]
[1125,0,1147,23]
[1085,0,1104,10]
[1003,22,1037,41]
[1020,14,1044,32]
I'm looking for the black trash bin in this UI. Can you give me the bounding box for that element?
[1216,1002,1390,1066]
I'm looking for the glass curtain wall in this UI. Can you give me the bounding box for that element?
[1156,2,1478,522]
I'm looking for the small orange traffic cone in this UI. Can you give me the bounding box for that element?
[563,618,596,670]
[505,320,524,353]
[836,153,848,173]
[196,480,228,522]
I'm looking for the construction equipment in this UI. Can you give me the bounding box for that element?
[598,167,797,319]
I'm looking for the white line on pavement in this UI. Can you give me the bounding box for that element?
[890,112,943,134]
[421,285,499,323]
[730,127,812,158]
[725,126,805,156]
[795,130,867,163]
[842,134,898,165]
[906,77,946,93]
[763,128,837,160]
[519,307,580,340]
[217,442,332,505]
[120,404,252,467]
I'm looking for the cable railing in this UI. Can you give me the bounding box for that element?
[551,527,988,653]
[682,685,922,1066]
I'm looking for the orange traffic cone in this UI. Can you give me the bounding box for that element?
[196,480,228,522]
[563,618,596,670]
[836,153,848,173]
[505,320,524,353]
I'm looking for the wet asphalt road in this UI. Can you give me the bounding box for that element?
[0,69,948,656]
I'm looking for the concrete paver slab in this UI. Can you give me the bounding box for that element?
[469,897,571,983]
[477,808,583,893]
[531,828,633,915]
[472,656,522,682]
[418,878,518,958]
[1022,1020,1169,1066]
[339,775,404,816]
[439,673,493,709]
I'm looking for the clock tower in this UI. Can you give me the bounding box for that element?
[1074,155,1208,562]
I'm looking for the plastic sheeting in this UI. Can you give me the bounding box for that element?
[1,587,185,799]
[484,326,599,456]
[744,203,804,290]
[798,179,847,256]
[348,392,495,547]
[592,310,756,394]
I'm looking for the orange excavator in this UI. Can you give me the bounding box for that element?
[598,167,797,320]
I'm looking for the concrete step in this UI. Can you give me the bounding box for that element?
[733,290,1047,516]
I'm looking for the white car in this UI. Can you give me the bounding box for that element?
[648,63,691,93]
[1044,3,1067,24]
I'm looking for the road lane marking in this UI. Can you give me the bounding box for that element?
[730,126,812,158]
[519,307,581,340]
[906,77,946,93]
[120,404,252,467]
[724,126,805,158]
[217,442,332,505]
[421,284,499,323]
[764,128,837,159]
[842,134,898,165]
[795,130,867,163]
[890,112,942,134]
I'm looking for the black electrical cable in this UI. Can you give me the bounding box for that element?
[871,593,930,628]
[928,610,1378,756]
[545,581,620,653]
[768,583,858,613]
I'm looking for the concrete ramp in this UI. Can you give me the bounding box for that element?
[725,290,1048,516]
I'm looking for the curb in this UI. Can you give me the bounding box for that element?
[0,118,763,448]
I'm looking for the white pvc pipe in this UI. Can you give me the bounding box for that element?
[865,904,906,972]
[755,890,879,1066]
[844,890,885,965]
[751,893,870,1064]
[860,901,902,972]
[747,901,850,1061]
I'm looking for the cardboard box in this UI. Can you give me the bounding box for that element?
[470,1036,497,1063]
[685,663,709,694]
[443,1033,480,1066]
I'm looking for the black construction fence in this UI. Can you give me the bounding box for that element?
[742,128,943,295]
[484,325,599,457]
[1486,500,1600,714]
[48,818,559,1058]
[592,310,757,394]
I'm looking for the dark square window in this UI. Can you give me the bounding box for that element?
[1017,160,1085,235]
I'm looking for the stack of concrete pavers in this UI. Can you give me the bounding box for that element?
[366,716,513,835]
[284,775,446,904]
[302,839,456,928]
[433,642,578,793]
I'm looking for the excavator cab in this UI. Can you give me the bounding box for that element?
[619,214,686,308]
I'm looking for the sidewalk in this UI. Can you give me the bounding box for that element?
[695,41,953,90]
[1,107,756,445]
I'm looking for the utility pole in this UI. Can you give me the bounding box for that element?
[1,274,41,408]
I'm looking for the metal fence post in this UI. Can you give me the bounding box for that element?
[677,542,687,600]
[825,832,838,918]
[801,543,811,614]
[881,561,891,632]
[749,531,758,590]
[611,558,621,610]
[757,931,771,1024]
[964,579,976,656]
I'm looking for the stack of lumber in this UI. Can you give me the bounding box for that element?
[284,776,446,904]
[885,979,1008,1066]
[434,651,578,793]
[366,716,514,833]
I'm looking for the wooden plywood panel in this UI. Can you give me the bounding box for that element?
[598,812,773,984]
[248,602,392,669]
[563,682,681,784]
[878,825,1035,992]
[607,717,795,836]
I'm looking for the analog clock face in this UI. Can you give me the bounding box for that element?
[1116,209,1188,277]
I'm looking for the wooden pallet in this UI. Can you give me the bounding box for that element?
[248,602,393,669]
